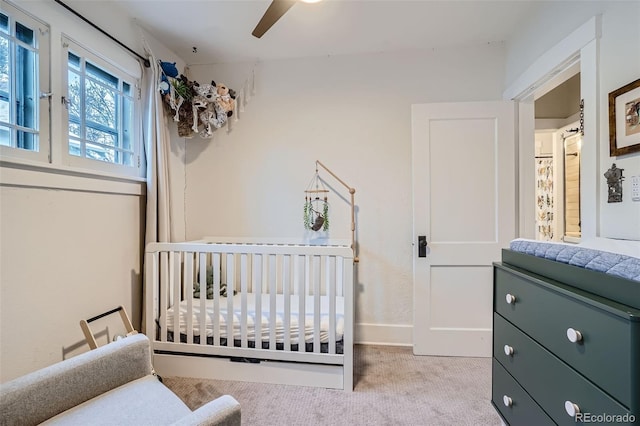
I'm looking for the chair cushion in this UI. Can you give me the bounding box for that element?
[41,375,192,425]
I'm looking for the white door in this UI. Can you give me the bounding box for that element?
[412,101,516,357]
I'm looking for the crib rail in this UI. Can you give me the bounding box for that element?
[145,240,354,367]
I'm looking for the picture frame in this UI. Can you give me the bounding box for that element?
[609,78,640,156]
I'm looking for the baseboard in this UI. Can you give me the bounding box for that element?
[355,323,412,347]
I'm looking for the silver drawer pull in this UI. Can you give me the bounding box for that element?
[566,328,583,343]
[503,395,513,407]
[505,293,517,304]
[565,400,580,417]
[503,345,514,356]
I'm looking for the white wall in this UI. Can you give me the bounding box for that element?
[182,45,507,344]
[505,1,640,240]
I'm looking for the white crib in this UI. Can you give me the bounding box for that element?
[144,237,354,390]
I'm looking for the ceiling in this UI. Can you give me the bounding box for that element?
[67,0,543,65]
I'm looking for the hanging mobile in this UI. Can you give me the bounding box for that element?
[304,166,330,232]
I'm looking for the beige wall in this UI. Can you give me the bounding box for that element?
[0,179,144,382]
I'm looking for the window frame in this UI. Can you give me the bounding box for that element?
[61,36,142,178]
[0,2,50,163]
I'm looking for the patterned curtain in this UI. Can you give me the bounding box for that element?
[535,158,554,240]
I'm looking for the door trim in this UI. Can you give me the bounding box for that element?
[505,16,600,241]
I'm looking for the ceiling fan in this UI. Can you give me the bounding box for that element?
[252,0,320,38]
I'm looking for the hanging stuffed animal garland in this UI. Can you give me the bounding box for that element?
[157,60,237,139]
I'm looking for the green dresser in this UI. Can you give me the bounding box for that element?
[492,255,640,426]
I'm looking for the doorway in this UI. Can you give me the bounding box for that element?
[533,73,582,242]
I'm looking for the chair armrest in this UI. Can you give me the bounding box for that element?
[0,334,152,426]
[170,395,241,426]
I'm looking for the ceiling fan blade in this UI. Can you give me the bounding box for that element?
[252,0,297,38]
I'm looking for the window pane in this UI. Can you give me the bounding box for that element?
[68,52,80,71]
[86,127,115,147]
[69,138,81,156]
[0,124,9,146]
[1,36,9,121]
[0,96,8,124]
[86,61,117,88]
[16,129,36,150]
[15,22,34,47]
[0,14,8,33]
[16,44,36,131]
[86,79,115,128]
[86,142,113,162]
[123,81,131,95]
[67,70,81,120]
[122,96,132,150]
[68,121,80,138]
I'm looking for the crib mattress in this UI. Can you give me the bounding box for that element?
[163,293,345,344]
[509,238,640,281]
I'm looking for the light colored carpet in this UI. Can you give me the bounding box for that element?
[163,345,502,426]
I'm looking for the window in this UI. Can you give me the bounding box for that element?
[62,37,141,176]
[0,3,49,161]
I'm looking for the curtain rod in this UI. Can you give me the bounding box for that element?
[53,0,150,68]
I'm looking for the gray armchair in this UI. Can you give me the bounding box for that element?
[0,334,240,426]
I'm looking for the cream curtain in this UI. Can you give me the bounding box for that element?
[141,38,173,332]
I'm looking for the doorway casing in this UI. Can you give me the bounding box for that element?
[504,16,601,241]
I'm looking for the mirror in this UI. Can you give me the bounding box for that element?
[534,73,581,242]
[563,130,581,240]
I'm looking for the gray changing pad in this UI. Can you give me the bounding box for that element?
[509,239,640,282]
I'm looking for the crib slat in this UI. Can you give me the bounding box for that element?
[185,253,194,344]
[329,256,337,354]
[254,254,262,350]
[240,253,248,348]
[292,254,301,350]
[226,253,235,348]
[283,255,291,351]
[313,256,322,353]
[269,255,278,350]
[171,251,181,347]
[160,252,169,342]
[300,255,309,352]
[213,253,221,346]
[199,253,207,346]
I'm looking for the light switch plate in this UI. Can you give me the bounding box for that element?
[632,175,640,201]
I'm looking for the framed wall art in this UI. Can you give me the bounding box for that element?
[609,78,640,156]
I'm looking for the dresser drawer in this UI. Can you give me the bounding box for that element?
[494,313,633,425]
[492,358,554,426]
[494,267,633,406]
